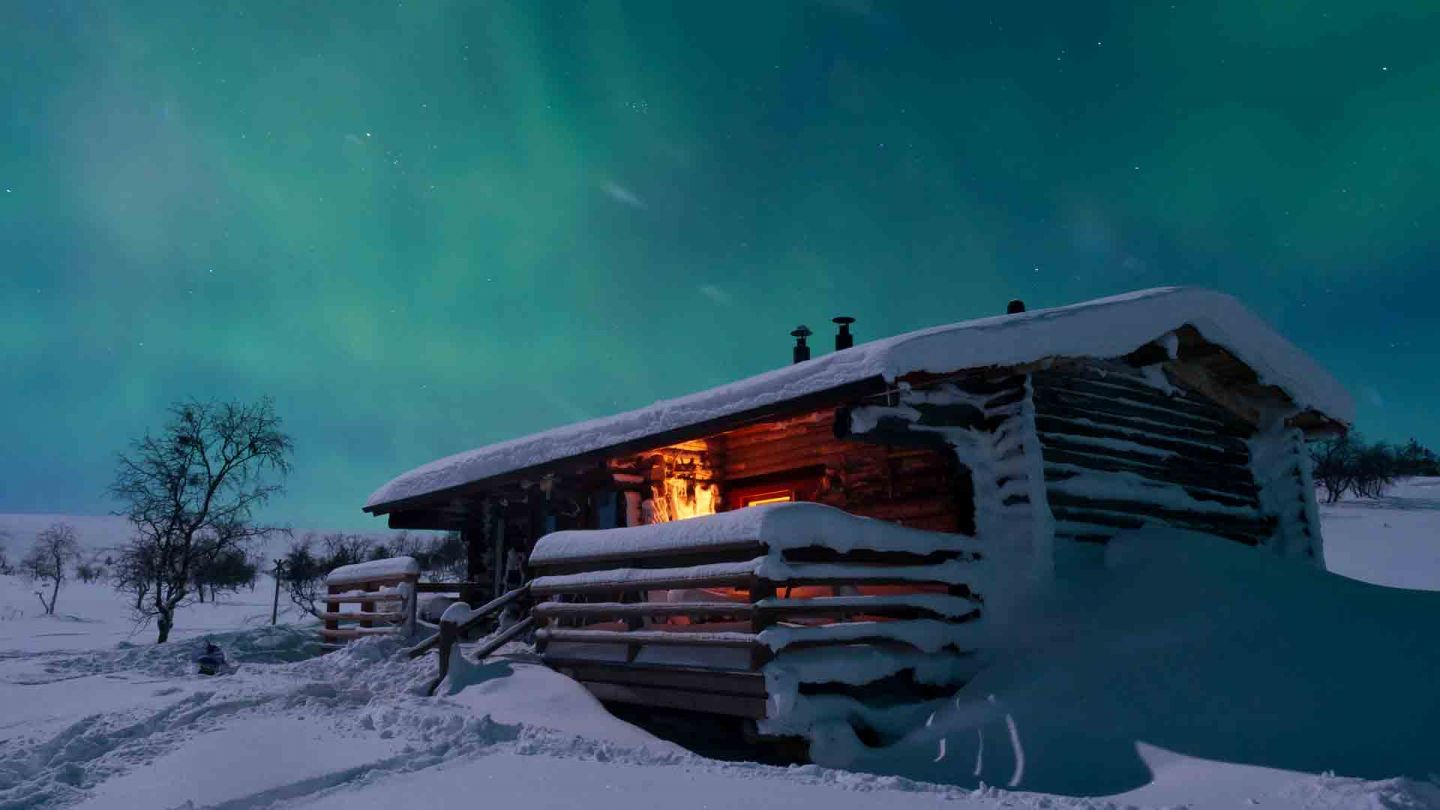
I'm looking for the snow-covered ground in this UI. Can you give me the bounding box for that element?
[2,482,1439,810]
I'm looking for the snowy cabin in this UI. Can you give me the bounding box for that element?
[362,287,1352,745]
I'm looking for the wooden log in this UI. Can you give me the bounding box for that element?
[1038,363,1247,425]
[535,627,759,648]
[832,412,952,451]
[414,581,489,594]
[408,583,532,658]
[530,541,764,575]
[1034,417,1251,467]
[424,616,458,696]
[1031,395,1252,454]
[721,424,835,451]
[319,626,401,639]
[1043,466,1257,510]
[1046,490,1271,534]
[1036,389,1249,446]
[549,660,768,695]
[1048,505,1267,545]
[1039,445,1259,500]
[323,593,407,604]
[779,546,969,566]
[578,681,768,719]
[471,615,537,661]
[318,611,405,623]
[531,570,757,596]
[535,602,756,620]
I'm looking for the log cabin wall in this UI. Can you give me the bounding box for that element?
[1031,359,1276,555]
[839,372,1053,616]
[717,408,971,534]
[1247,423,1325,562]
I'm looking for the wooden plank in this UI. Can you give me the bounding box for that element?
[414,581,487,594]
[1046,490,1271,534]
[320,626,401,639]
[1034,367,1246,430]
[324,593,406,604]
[325,572,415,588]
[531,570,756,596]
[548,659,768,696]
[1034,417,1251,467]
[535,602,756,620]
[1039,445,1259,500]
[579,681,768,719]
[535,627,758,648]
[470,616,537,661]
[318,611,404,623]
[408,583,532,658]
[1048,505,1267,545]
[1043,467,1257,510]
[529,541,765,575]
[1036,392,1249,446]
[757,597,979,621]
[779,546,968,565]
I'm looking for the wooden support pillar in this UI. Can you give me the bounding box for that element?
[462,504,487,605]
[489,499,506,604]
[749,579,777,670]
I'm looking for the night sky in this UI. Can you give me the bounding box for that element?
[4,2,1438,529]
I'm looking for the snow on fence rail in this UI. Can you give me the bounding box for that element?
[321,557,420,649]
[527,502,986,741]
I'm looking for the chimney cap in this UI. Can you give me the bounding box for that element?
[790,325,813,338]
[831,316,855,326]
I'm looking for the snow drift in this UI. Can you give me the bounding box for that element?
[824,527,1440,795]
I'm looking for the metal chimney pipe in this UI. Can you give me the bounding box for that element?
[832,316,855,351]
[790,325,813,364]
[1007,299,1026,314]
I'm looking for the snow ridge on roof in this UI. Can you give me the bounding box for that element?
[366,287,1353,511]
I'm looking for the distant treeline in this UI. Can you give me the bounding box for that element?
[277,530,465,617]
[1310,436,1440,504]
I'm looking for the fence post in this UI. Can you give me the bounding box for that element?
[427,617,458,696]
[270,559,283,626]
[403,575,418,639]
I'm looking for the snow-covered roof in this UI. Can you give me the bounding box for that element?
[366,287,1352,512]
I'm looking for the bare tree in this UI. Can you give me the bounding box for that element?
[0,528,11,575]
[22,523,80,615]
[110,399,293,643]
[1311,435,1358,504]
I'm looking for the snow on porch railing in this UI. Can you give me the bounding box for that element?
[320,556,420,650]
[526,502,986,723]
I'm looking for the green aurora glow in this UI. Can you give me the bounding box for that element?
[3,2,1438,527]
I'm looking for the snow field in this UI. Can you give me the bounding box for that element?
[1,479,1439,808]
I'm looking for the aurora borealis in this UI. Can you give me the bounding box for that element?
[3,2,1438,528]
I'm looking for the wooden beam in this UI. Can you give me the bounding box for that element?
[536,627,759,648]
[534,602,756,620]
[578,681,768,719]
[549,660,767,696]
[318,611,404,623]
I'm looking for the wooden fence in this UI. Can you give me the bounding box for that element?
[320,558,420,651]
[526,507,984,721]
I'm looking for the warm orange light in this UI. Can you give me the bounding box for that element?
[744,491,794,507]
